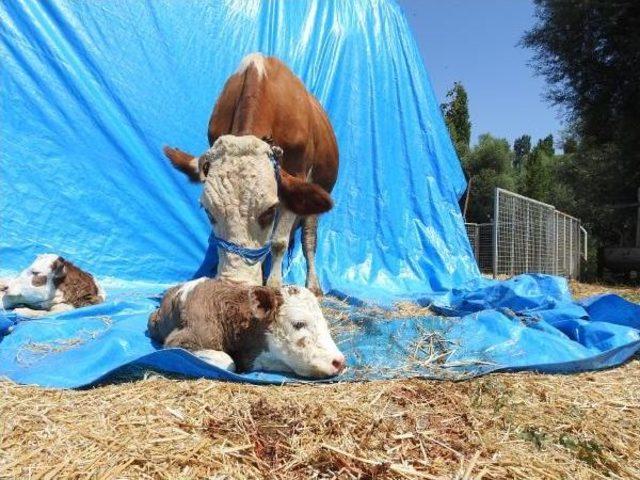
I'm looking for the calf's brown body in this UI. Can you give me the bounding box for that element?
[54,258,103,308]
[148,280,281,372]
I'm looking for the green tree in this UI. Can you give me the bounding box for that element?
[562,136,578,155]
[523,0,640,247]
[441,82,471,159]
[513,134,531,170]
[522,147,553,202]
[536,134,554,157]
[463,134,516,222]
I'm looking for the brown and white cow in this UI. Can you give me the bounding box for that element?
[163,53,339,294]
[0,254,105,316]
[148,278,345,378]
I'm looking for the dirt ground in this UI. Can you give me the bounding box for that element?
[1,282,639,479]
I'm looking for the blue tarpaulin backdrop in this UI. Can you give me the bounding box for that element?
[1,0,639,388]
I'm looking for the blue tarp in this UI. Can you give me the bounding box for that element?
[1,0,639,388]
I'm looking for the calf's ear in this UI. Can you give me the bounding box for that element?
[248,287,282,321]
[163,146,201,183]
[278,170,333,216]
[51,257,67,280]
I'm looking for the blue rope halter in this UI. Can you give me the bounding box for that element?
[211,151,281,264]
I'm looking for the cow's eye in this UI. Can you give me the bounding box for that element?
[258,203,279,228]
[293,322,306,330]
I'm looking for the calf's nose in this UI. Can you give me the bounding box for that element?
[331,355,346,373]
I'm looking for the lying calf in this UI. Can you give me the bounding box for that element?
[0,254,105,316]
[148,279,346,378]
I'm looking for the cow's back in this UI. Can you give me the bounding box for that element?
[207,55,338,192]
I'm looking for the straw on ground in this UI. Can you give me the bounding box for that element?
[0,282,638,479]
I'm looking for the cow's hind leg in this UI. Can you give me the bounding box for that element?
[302,215,322,296]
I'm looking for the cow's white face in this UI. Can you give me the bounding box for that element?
[1,254,63,310]
[199,135,279,285]
[257,286,345,378]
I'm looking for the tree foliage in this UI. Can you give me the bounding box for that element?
[536,134,554,157]
[522,147,553,202]
[513,135,531,170]
[441,82,471,159]
[463,134,516,222]
[522,0,640,245]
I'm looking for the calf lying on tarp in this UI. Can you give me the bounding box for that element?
[0,254,105,316]
[148,279,345,378]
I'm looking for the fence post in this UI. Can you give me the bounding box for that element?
[510,199,516,275]
[538,208,542,273]
[493,188,499,278]
[569,220,574,278]
[525,203,530,272]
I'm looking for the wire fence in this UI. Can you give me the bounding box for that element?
[465,188,587,279]
[464,222,494,273]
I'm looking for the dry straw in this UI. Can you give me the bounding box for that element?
[0,282,638,479]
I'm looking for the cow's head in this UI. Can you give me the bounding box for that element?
[1,254,66,310]
[164,135,333,284]
[247,285,345,378]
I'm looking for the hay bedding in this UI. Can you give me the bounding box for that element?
[1,283,639,479]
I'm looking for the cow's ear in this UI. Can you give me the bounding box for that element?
[278,170,333,215]
[163,146,201,183]
[248,287,282,322]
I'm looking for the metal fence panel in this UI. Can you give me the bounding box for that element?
[494,188,557,276]
[465,188,585,279]
[465,223,494,274]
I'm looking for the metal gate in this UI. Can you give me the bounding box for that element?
[465,188,587,278]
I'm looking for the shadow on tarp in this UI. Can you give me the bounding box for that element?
[1,275,639,389]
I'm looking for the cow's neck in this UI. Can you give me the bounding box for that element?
[216,251,263,285]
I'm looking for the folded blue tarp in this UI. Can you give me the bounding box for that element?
[1,0,638,388]
[1,275,638,388]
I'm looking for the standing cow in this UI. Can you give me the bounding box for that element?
[163,53,338,294]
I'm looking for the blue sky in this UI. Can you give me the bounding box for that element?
[396,0,563,147]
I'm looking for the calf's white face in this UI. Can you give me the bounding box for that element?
[257,286,346,378]
[1,254,63,309]
[199,135,279,285]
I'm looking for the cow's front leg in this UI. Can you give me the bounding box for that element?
[194,349,236,372]
[49,303,74,314]
[12,307,50,317]
[302,214,322,296]
[266,210,298,288]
